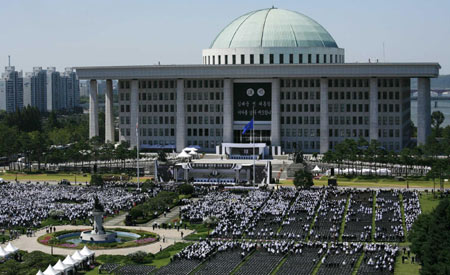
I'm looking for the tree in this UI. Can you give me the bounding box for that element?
[410,199,450,275]
[431,111,445,137]
[293,169,313,188]
[90,174,104,186]
[179,183,194,195]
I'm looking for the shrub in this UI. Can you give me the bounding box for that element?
[179,184,194,195]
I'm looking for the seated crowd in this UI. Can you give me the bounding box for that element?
[0,182,147,228]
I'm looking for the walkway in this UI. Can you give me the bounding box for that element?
[11,225,192,256]
[144,206,181,227]
[104,212,128,226]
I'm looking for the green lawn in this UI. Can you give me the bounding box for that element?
[419,192,443,214]
[0,172,92,183]
[313,176,450,189]
[394,243,421,275]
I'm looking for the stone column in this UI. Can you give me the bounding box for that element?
[89,79,98,138]
[271,79,281,146]
[105,79,114,143]
[369,78,379,141]
[417,78,431,145]
[223,79,233,143]
[129,79,139,148]
[176,79,186,152]
[320,78,329,153]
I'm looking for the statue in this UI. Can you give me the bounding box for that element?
[93,195,104,212]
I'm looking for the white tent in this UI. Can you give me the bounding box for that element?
[36,270,44,275]
[177,151,192,158]
[72,250,86,262]
[4,242,19,254]
[43,265,61,275]
[376,168,391,176]
[63,255,78,267]
[312,165,321,172]
[80,246,95,257]
[0,246,10,258]
[53,260,71,273]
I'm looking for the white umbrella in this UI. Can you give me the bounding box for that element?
[80,245,95,257]
[53,260,69,273]
[63,255,77,267]
[36,270,44,275]
[4,242,19,253]
[0,246,10,257]
[312,165,321,172]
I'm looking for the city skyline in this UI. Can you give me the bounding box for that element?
[1,0,449,73]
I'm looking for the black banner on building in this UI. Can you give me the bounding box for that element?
[233,83,271,121]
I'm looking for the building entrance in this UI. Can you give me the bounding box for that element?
[233,130,271,145]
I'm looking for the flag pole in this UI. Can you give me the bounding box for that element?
[136,122,140,191]
[253,104,255,186]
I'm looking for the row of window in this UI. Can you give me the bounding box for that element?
[281,140,320,151]
[187,116,223,125]
[281,91,320,100]
[281,116,320,125]
[119,80,176,90]
[185,92,223,101]
[185,80,223,89]
[186,104,222,113]
[188,128,223,137]
[204,53,344,65]
[280,104,321,113]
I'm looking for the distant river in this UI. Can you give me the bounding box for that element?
[411,99,450,127]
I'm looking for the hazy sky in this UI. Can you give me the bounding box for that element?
[1,0,449,74]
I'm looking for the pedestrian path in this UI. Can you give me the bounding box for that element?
[11,225,192,256]
[144,206,181,227]
[104,212,128,226]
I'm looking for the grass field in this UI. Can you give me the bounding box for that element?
[0,172,92,183]
[279,176,450,189]
[0,172,153,184]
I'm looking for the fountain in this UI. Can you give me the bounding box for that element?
[80,196,117,242]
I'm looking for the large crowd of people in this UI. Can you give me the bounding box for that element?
[160,240,399,275]
[0,182,147,228]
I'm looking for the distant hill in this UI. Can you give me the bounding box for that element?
[411,75,450,89]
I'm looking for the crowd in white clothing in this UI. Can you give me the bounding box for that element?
[0,182,147,228]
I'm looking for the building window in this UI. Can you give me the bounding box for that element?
[240,54,245,64]
[225,55,228,65]
[316,54,320,63]
[232,55,236,64]
[299,54,303,64]
[212,56,215,65]
[259,54,264,64]
[279,54,284,64]
[289,54,294,64]
[208,56,210,65]
[324,54,327,63]
[270,54,274,64]
[250,54,254,64]
[308,54,312,64]
[218,55,221,65]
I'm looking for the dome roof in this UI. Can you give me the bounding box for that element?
[210,8,338,49]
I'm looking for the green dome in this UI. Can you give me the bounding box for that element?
[210,8,338,49]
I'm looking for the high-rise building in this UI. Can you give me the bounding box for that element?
[23,67,48,112]
[61,67,80,109]
[0,66,23,112]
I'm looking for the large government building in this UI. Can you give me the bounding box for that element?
[77,8,440,154]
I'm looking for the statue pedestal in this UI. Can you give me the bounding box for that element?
[80,210,117,243]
